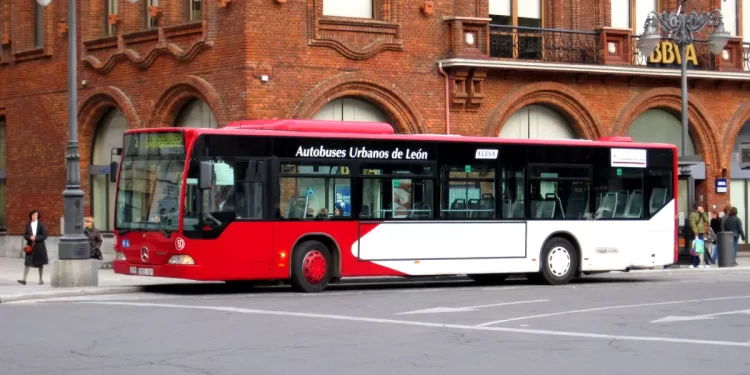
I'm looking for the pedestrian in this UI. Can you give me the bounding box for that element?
[688,203,709,269]
[724,206,746,266]
[709,209,722,264]
[17,209,49,285]
[84,217,103,260]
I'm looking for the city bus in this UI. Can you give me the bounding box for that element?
[112,119,678,293]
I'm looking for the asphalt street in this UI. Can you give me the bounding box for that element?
[2,269,750,375]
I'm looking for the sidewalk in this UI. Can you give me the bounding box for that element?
[0,258,198,303]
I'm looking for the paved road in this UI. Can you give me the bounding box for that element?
[2,270,750,374]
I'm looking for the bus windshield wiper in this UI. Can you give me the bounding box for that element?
[140,222,171,238]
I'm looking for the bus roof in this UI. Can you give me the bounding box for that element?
[127,120,677,151]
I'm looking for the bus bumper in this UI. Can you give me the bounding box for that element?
[113,261,205,280]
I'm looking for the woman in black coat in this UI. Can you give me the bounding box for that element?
[18,209,49,285]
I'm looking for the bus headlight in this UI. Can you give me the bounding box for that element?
[168,255,195,265]
[115,251,126,261]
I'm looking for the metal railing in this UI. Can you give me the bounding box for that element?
[489,25,601,64]
[744,43,750,72]
[630,36,716,71]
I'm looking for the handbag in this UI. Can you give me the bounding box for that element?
[23,241,34,255]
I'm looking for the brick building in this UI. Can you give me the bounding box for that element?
[1,0,750,258]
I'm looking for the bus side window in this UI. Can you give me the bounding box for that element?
[646,169,672,217]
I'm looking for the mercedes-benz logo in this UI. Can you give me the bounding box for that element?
[141,247,149,262]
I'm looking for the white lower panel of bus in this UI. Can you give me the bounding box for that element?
[353,201,675,276]
[356,222,527,261]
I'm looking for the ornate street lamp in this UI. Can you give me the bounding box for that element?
[637,0,730,160]
[35,0,138,287]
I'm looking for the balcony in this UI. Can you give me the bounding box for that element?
[441,18,749,78]
[489,25,600,65]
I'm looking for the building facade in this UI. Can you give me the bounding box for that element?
[1,0,750,258]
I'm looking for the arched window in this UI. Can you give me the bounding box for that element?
[499,104,577,140]
[173,99,217,128]
[312,97,391,124]
[91,109,127,231]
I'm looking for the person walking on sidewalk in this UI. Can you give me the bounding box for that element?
[688,203,709,268]
[18,209,49,285]
[84,217,103,260]
[724,206,746,266]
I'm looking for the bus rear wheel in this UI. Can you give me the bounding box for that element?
[290,240,332,293]
[538,237,578,285]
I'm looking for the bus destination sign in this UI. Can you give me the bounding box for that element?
[295,145,429,161]
[126,132,185,156]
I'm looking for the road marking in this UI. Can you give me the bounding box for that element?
[651,309,750,324]
[475,295,750,327]
[81,301,750,348]
[395,299,549,315]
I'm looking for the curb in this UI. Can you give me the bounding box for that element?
[0,286,143,304]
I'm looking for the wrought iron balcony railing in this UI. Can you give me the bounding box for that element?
[489,25,601,64]
[744,43,750,71]
[630,36,716,70]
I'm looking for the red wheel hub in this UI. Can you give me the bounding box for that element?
[302,250,327,285]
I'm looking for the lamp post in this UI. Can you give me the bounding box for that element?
[637,0,730,160]
[35,0,138,287]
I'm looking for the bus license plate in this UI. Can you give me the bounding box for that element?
[137,268,153,276]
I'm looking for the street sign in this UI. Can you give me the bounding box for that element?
[715,178,727,193]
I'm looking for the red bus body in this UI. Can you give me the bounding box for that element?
[112,120,679,290]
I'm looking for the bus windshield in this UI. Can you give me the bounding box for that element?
[115,132,187,234]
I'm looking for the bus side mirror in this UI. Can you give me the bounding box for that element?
[109,162,118,183]
[199,161,215,190]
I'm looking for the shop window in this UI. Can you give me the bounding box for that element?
[279,164,352,219]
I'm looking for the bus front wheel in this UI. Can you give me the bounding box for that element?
[538,237,579,285]
[290,240,333,293]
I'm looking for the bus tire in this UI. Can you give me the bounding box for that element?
[290,240,332,293]
[539,237,578,285]
[467,274,508,285]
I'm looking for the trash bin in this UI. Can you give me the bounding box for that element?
[717,231,736,267]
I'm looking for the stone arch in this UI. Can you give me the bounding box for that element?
[612,87,720,168]
[150,75,226,128]
[77,86,140,219]
[721,98,750,170]
[292,72,427,134]
[485,82,603,139]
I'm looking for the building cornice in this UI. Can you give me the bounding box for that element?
[438,58,750,81]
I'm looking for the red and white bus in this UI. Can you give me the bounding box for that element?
[112,119,678,292]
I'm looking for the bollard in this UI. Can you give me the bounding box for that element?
[717,231,736,267]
